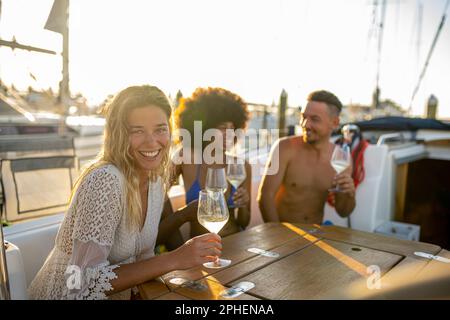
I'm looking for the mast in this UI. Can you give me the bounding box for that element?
[0,0,57,121]
[373,0,387,110]
[416,1,423,68]
[44,0,70,134]
[408,0,449,114]
[60,0,70,111]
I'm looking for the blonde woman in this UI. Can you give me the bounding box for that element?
[28,85,222,300]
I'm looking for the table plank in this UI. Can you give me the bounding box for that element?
[229,239,403,299]
[140,223,445,300]
[337,256,430,299]
[173,277,260,300]
[138,278,170,300]
[207,237,319,285]
[155,292,191,300]
[162,222,306,284]
[307,224,442,257]
[413,249,450,299]
[345,249,450,299]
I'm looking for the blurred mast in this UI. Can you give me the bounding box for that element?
[416,1,423,69]
[278,89,287,137]
[373,0,387,110]
[45,0,70,134]
[408,0,449,114]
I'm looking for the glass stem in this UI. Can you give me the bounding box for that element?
[214,232,220,266]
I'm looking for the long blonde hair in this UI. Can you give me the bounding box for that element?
[70,85,173,231]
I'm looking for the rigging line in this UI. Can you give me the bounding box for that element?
[416,0,423,66]
[375,0,387,92]
[365,0,377,62]
[409,1,419,58]
[372,0,387,109]
[394,0,400,45]
[408,0,450,112]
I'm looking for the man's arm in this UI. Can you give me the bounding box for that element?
[333,168,356,217]
[257,139,289,222]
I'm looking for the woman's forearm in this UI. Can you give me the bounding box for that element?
[157,207,189,245]
[107,251,177,296]
[237,206,251,229]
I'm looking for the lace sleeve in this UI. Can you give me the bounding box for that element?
[64,167,124,299]
[63,240,120,300]
[72,167,123,246]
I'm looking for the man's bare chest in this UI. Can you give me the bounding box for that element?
[284,155,335,192]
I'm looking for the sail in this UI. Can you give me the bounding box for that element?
[44,0,68,35]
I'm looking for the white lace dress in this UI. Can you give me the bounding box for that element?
[28,164,164,300]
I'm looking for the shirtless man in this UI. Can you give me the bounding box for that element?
[257,90,355,224]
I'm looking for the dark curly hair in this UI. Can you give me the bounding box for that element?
[174,87,249,149]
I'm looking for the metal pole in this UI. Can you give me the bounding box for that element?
[374,0,387,109]
[0,39,56,55]
[58,0,70,136]
[409,0,449,113]
[0,223,11,300]
[61,0,70,108]
[278,89,287,137]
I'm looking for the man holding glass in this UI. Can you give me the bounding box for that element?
[258,90,355,224]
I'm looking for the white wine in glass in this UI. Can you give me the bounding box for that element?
[329,144,351,192]
[226,162,246,219]
[197,190,231,268]
[206,167,228,194]
[331,160,349,175]
[226,162,246,190]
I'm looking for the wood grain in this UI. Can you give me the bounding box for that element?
[139,223,445,300]
[208,237,319,285]
[138,278,170,300]
[173,277,259,300]
[229,239,402,299]
[162,222,305,283]
[308,224,441,257]
[155,292,191,300]
[348,249,450,299]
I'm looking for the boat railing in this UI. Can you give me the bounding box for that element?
[376,132,406,146]
[0,223,11,300]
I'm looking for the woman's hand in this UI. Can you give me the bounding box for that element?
[232,186,250,208]
[171,233,222,270]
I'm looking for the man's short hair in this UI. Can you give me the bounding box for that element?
[307,90,343,116]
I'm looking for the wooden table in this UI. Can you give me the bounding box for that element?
[139,223,450,300]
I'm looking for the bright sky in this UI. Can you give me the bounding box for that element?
[0,0,449,118]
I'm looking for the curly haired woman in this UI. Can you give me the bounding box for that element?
[173,87,252,238]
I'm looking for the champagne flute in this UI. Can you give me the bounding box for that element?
[226,162,246,216]
[206,167,227,199]
[329,144,351,192]
[197,190,231,268]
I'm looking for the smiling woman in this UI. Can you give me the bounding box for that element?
[127,107,171,174]
[26,85,223,300]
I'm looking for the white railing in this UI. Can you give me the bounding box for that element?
[1,223,11,300]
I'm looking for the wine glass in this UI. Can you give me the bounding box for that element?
[226,162,246,216]
[197,190,231,268]
[206,167,227,199]
[329,144,351,192]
